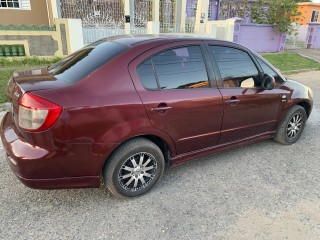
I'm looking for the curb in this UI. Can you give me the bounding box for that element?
[283,68,320,75]
[297,53,320,63]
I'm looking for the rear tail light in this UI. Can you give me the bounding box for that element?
[18,93,62,132]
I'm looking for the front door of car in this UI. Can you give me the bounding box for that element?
[129,42,223,154]
[207,44,282,144]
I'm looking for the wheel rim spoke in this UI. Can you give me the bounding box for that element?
[144,172,152,178]
[120,173,132,179]
[122,166,134,172]
[143,158,151,167]
[124,177,134,187]
[133,178,139,188]
[144,165,155,171]
[139,153,144,166]
[140,176,146,185]
[131,157,138,167]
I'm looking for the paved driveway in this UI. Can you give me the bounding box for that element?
[0,71,319,240]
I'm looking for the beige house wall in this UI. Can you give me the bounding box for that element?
[0,0,50,25]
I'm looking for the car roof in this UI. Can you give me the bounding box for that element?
[95,34,233,47]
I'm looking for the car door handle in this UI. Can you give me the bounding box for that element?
[151,103,172,114]
[226,98,240,106]
[151,106,172,112]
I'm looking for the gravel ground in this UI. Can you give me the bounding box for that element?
[0,71,320,240]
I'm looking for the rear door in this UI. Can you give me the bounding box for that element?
[205,42,282,144]
[129,41,223,154]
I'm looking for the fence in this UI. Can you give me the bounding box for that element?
[285,24,309,49]
[83,28,125,45]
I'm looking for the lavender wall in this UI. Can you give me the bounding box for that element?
[307,22,320,49]
[209,0,219,20]
[233,23,286,52]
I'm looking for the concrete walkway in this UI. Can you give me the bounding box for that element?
[288,49,320,62]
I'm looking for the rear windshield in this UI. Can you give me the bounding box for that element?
[48,42,129,84]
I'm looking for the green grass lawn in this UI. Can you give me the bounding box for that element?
[0,56,62,68]
[0,70,13,103]
[261,52,320,72]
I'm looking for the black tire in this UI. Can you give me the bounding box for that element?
[273,105,307,145]
[103,138,165,198]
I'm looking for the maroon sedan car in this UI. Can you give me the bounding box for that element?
[1,36,313,198]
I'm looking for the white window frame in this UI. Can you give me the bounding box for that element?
[0,0,21,9]
[0,0,30,10]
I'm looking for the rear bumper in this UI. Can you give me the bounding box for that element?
[6,153,100,189]
[1,112,115,189]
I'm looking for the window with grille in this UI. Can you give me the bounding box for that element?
[0,0,20,8]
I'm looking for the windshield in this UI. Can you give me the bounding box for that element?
[48,42,129,84]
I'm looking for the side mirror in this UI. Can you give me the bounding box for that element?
[262,74,275,90]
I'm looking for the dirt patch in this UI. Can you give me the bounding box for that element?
[227,200,320,240]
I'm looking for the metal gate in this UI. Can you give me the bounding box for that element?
[60,0,125,45]
[285,24,309,49]
[160,0,176,33]
[219,1,250,20]
[131,0,153,34]
[185,0,197,33]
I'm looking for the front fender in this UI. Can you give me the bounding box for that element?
[278,79,313,123]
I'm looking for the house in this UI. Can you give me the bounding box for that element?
[297,2,320,25]
[0,0,81,57]
[0,0,58,25]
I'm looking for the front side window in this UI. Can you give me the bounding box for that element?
[311,11,319,22]
[0,0,20,8]
[256,57,285,87]
[211,46,260,88]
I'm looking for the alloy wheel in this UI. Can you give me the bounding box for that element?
[118,152,157,192]
[286,113,303,139]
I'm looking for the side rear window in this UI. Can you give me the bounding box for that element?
[48,42,128,84]
[137,59,158,90]
[137,46,209,90]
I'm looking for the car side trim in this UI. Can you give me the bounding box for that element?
[171,131,275,165]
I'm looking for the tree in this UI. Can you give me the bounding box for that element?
[250,0,302,34]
